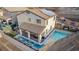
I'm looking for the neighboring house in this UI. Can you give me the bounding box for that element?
[54,7,79,22]
[0,8,8,20]
[0,8,11,30]
[0,8,12,22]
[0,8,20,28]
[17,8,56,43]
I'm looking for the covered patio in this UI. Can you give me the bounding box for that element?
[20,22,46,43]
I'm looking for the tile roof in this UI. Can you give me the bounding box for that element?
[4,7,55,20]
[25,8,51,20]
[20,22,45,35]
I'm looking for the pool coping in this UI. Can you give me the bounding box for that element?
[39,29,73,50]
[41,29,72,44]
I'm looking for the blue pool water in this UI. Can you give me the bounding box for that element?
[50,30,71,41]
[15,29,71,50]
[15,35,44,50]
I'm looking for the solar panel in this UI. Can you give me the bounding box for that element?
[40,8,55,16]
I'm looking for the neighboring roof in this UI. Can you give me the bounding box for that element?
[20,22,45,35]
[53,7,79,22]
[25,8,53,20]
[0,8,10,20]
[60,14,79,22]
[4,7,27,12]
[0,9,2,12]
[58,7,79,15]
[4,7,56,20]
[0,8,6,12]
[0,16,8,20]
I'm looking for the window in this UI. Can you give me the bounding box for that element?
[46,20,48,25]
[46,29,48,34]
[36,19,41,24]
[28,18,31,22]
[26,10,30,14]
[50,26,52,30]
[53,16,56,20]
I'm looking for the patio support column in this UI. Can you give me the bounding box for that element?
[19,29,22,35]
[27,31,30,38]
[38,34,42,43]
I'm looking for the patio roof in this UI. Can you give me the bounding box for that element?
[20,22,46,35]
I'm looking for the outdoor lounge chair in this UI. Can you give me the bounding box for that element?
[69,26,79,32]
[68,21,79,32]
[63,26,69,30]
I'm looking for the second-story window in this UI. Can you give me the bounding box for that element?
[36,19,41,24]
[46,20,48,25]
[26,10,30,14]
[53,16,56,20]
[29,18,31,22]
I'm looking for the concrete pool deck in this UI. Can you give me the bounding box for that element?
[42,29,72,43]
[39,29,72,51]
[0,29,72,51]
[0,38,21,51]
[0,30,34,51]
[46,32,79,51]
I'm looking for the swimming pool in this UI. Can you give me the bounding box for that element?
[49,30,71,41]
[14,29,71,50]
[15,35,44,50]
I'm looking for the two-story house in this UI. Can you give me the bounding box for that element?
[17,8,56,43]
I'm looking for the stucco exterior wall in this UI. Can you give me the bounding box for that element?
[17,12,45,26]
[17,12,56,38]
[43,16,56,37]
